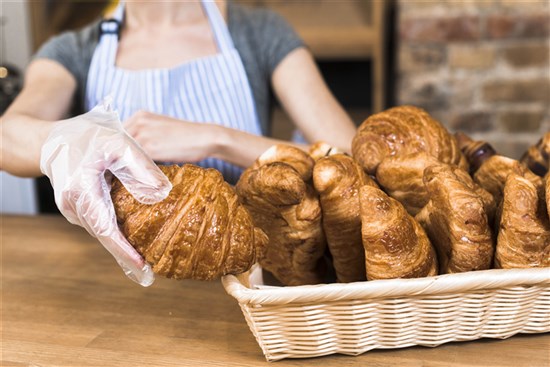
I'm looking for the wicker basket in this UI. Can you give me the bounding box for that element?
[222,266,550,361]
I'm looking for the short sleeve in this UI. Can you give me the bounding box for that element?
[33,31,83,81]
[31,22,99,115]
[32,21,98,89]
[252,9,306,75]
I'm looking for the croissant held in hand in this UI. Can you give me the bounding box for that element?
[111,164,268,280]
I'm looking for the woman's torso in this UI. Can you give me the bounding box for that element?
[85,0,262,183]
[33,2,304,137]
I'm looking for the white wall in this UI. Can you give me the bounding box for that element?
[1,0,38,215]
[2,0,32,68]
[0,173,38,214]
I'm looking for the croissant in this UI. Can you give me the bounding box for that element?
[495,173,550,269]
[520,132,550,177]
[454,132,497,175]
[475,155,542,206]
[313,154,378,283]
[252,144,313,180]
[415,163,494,274]
[359,185,438,280]
[547,174,550,217]
[110,164,268,280]
[352,105,468,176]
[308,141,345,161]
[236,145,327,286]
[456,133,543,205]
[376,152,441,215]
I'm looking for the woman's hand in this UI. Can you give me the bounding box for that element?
[41,102,172,287]
[124,110,220,163]
[123,110,309,169]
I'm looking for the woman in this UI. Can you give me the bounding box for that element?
[1,0,356,285]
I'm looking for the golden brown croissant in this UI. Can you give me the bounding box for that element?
[521,132,550,177]
[455,132,542,205]
[359,185,438,280]
[495,173,550,269]
[352,105,468,175]
[252,144,314,180]
[376,151,495,218]
[308,141,345,161]
[376,152,441,215]
[110,164,268,280]
[474,155,543,206]
[236,145,327,286]
[546,174,550,217]
[454,132,497,175]
[415,163,495,274]
[313,154,378,283]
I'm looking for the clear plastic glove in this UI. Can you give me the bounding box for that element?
[40,99,172,286]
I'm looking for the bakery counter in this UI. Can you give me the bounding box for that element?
[1,215,548,367]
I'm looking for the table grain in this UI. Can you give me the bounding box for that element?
[1,215,548,367]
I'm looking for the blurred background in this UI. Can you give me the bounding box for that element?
[1,0,549,214]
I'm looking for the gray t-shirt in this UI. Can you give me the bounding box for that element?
[33,2,304,135]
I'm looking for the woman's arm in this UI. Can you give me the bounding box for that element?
[2,60,172,286]
[125,48,356,169]
[271,47,357,152]
[1,59,76,177]
[216,47,356,166]
[124,111,293,168]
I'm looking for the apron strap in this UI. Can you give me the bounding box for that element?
[99,19,121,40]
[97,2,124,66]
[98,2,233,64]
[201,0,235,54]
[112,2,125,21]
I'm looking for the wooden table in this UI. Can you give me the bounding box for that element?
[1,215,548,367]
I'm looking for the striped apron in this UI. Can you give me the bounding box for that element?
[85,1,262,184]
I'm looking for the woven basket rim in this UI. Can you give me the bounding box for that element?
[222,267,550,306]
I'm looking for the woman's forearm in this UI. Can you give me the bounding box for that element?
[214,125,307,168]
[272,48,357,152]
[1,60,76,177]
[0,113,56,177]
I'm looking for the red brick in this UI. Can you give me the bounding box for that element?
[400,16,480,43]
[486,14,550,39]
[498,110,544,132]
[449,45,495,69]
[450,111,493,133]
[482,79,550,102]
[399,45,446,71]
[449,76,476,107]
[398,77,450,111]
[502,44,549,68]
[400,0,496,13]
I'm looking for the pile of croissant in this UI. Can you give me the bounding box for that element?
[111,106,549,285]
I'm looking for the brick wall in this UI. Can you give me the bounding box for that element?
[397,0,550,159]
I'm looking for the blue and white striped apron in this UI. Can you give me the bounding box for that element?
[85,1,262,184]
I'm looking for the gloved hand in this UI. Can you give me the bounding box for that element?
[40,99,172,286]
